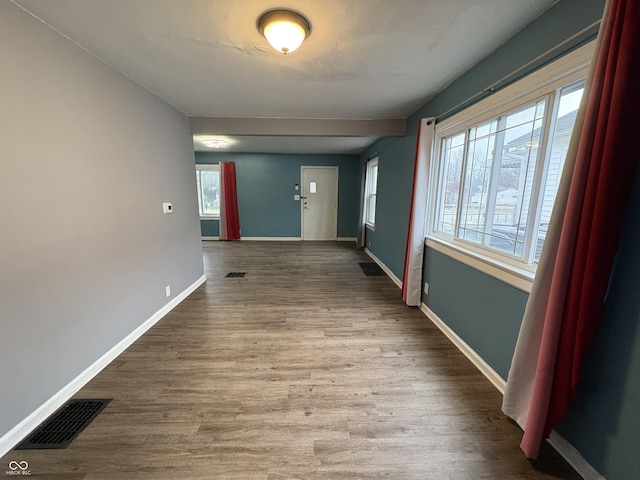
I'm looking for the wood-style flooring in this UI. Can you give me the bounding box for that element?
[2,241,581,479]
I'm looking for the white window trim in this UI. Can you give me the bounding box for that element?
[365,157,379,229]
[196,164,220,220]
[425,42,595,292]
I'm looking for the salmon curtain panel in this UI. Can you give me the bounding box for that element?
[502,0,640,459]
[402,118,435,306]
[219,162,241,241]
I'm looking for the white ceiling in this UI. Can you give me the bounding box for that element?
[13,0,558,154]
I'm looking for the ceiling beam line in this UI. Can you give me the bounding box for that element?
[189,117,405,137]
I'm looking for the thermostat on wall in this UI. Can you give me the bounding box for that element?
[163,202,173,214]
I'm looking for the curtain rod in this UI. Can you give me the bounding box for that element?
[434,19,601,123]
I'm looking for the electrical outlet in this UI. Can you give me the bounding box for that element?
[424,282,430,295]
[165,285,171,297]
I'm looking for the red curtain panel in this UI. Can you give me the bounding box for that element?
[219,162,241,241]
[503,0,640,459]
[543,0,640,438]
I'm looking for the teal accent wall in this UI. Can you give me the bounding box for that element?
[362,0,605,374]
[363,135,417,276]
[555,164,640,479]
[422,248,528,379]
[358,0,640,478]
[200,219,219,237]
[196,152,360,239]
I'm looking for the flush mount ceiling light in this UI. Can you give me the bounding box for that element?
[257,9,311,55]
[201,137,231,149]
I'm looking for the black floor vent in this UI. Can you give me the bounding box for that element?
[359,262,385,276]
[225,272,246,278]
[16,399,111,450]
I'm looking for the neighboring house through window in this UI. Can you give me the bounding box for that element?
[425,43,593,284]
[196,164,220,218]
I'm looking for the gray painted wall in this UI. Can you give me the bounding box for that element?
[195,152,360,239]
[360,0,640,478]
[0,2,203,439]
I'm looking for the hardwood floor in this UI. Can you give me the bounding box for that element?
[2,241,581,479]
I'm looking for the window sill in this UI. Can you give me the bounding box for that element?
[365,223,376,231]
[425,236,534,293]
[200,216,220,221]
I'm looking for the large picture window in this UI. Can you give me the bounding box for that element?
[427,44,592,277]
[195,164,220,218]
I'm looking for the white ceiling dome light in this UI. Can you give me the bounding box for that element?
[201,137,231,149]
[257,9,311,55]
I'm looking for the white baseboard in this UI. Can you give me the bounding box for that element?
[201,236,219,241]
[364,248,403,289]
[0,274,207,458]
[548,431,606,480]
[419,303,604,479]
[419,303,506,393]
[227,237,356,242]
[241,237,302,241]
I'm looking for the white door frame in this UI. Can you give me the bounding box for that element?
[300,166,339,240]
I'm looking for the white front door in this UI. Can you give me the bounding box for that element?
[301,166,338,240]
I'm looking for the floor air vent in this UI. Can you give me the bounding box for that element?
[16,399,111,450]
[225,272,246,278]
[359,262,385,276]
